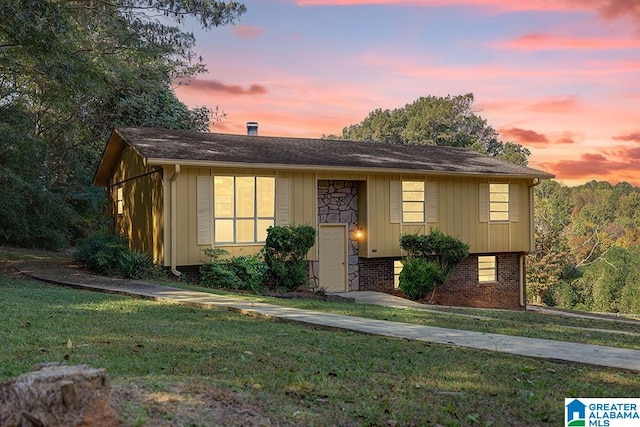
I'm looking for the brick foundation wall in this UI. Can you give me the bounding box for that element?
[358,253,525,309]
[358,257,398,292]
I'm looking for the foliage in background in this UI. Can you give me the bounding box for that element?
[0,0,244,249]
[529,180,640,314]
[200,248,267,292]
[74,233,161,279]
[327,94,531,166]
[74,233,129,275]
[262,225,316,292]
[399,230,469,301]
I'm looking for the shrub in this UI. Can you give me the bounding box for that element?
[75,233,161,279]
[262,225,316,292]
[227,255,268,292]
[117,250,159,280]
[399,230,469,301]
[200,248,267,292]
[400,230,469,279]
[398,258,443,300]
[74,233,128,275]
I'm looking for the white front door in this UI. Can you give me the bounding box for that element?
[319,224,348,292]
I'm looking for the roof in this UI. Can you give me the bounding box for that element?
[93,127,554,186]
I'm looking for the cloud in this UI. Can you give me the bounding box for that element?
[295,0,640,28]
[624,146,640,159]
[175,79,268,96]
[613,132,640,142]
[555,132,578,144]
[231,25,264,39]
[539,149,640,186]
[497,33,640,50]
[527,97,580,113]
[499,127,549,145]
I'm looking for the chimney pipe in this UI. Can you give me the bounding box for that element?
[246,122,258,136]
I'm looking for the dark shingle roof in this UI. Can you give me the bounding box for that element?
[111,127,554,179]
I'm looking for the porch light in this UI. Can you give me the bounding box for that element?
[354,227,364,240]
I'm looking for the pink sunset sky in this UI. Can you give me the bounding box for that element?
[174,0,640,187]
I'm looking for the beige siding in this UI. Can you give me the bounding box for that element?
[111,148,164,264]
[172,167,317,266]
[361,174,533,257]
[166,166,534,266]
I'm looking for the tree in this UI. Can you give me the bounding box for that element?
[0,0,245,248]
[332,94,531,165]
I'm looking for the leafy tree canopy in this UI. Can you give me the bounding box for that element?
[0,0,244,248]
[528,179,640,314]
[329,94,531,166]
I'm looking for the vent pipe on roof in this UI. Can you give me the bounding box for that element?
[247,122,258,136]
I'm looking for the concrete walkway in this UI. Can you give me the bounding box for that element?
[14,262,640,373]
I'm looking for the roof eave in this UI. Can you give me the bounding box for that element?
[146,158,555,180]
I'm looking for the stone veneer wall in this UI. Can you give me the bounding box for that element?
[312,180,360,290]
[358,253,524,309]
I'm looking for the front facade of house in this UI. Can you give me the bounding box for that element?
[94,127,554,309]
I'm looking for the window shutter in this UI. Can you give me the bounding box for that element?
[509,183,520,222]
[390,181,401,223]
[197,176,212,245]
[425,181,437,223]
[479,183,489,223]
[277,177,291,225]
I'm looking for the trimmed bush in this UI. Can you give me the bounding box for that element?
[262,225,316,292]
[399,230,469,301]
[398,258,443,301]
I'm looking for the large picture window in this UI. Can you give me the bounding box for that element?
[489,183,509,221]
[402,181,425,223]
[214,176,275,243]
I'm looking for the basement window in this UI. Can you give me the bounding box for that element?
[393,260,403,288]
[478,255,497,283]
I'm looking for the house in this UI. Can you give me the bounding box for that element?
[566,399,586,423]
[93,126,554,309]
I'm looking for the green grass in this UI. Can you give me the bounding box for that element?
[166,282,640,350]
[1,275,639,426]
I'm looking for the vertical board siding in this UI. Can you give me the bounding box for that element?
[170,167,534,266]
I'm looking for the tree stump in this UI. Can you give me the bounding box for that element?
[0,363,118,427]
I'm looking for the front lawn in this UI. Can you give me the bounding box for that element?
[1,276,638,426]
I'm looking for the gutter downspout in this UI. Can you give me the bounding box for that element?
[521,177,542,307]
[170,165,182,279]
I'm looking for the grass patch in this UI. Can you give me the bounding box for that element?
[1,276,639,426]
[165,282,640,350]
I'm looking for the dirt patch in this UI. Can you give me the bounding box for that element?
[111,380,273,426]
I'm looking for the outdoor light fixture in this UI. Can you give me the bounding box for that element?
[354,227,364,240]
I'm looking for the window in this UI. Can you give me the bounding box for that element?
[213,176,275,243]
[402,181,425,223]
[489,183,509,221]
[478,255,496,283]
[116,187,123,215]
[393,260,403,288]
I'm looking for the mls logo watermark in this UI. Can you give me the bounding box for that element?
[565,398,640,427]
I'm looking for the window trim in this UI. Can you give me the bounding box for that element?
[213,176,275,244]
